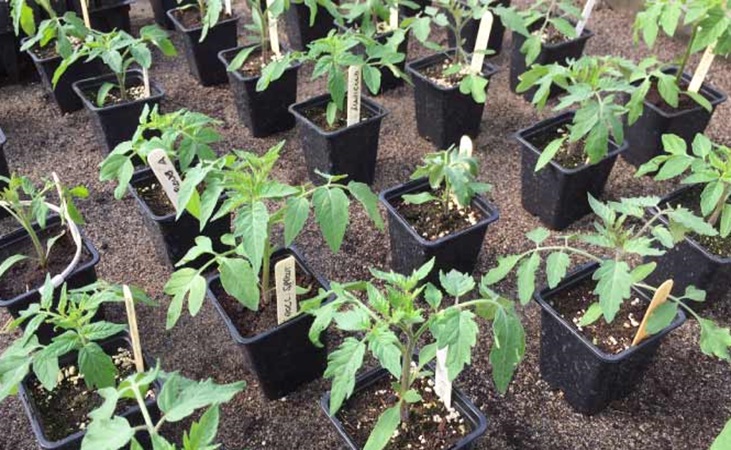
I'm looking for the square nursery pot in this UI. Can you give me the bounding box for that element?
[284,1,336,51]
[24,39,105,113]
[536,263,686,415]
[380,177,499,281]
[218,45,301,137]
[407,49,499,150]
[129,168,231,269]
[321,366,488,450]
[447,0,510,56]
[509,27,593,101]
[643,185,731,304]
[69,0,134,32]
[0,127,9,209]
[289,93,388,185]
[72,69,165,154]
[149,0,195,29]
[0,30,35,84]
[623,67,727,167]
[18,332,161,450]
[515,111,627,230]
[0,215,100,344]
[207,246,331,400]
[399,0,430,17]
[167,7,239,86]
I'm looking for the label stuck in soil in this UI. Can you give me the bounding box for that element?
[435,347,452,408]
[470,11,493,73]
[689,44,716,93]
[575,0,596,36]
[148,148,182,213]
[276,256,297,324]
[389,5,398,30]
[267,0,281,56]
[347,65,361,126]
[459,135,473,158]
[142,67,151,98]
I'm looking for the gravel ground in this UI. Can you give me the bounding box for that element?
[0,0,730,449]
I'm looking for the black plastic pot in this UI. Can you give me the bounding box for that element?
[447,0,509,56]
[25,41,105,113]
[509,27,593,101]
[407,49,498,149]
[69,0,133,32]
[218,45,301,137]
[0,215,100,343]
[0,128,9,220]
[207,247,330,400]
[623,67,727,168]
[149,0,195,29]
[129,168,231,269]
[289,93,388,185]
[284,1,336,51]
[0,31,35,83]
[515,111,627,230]
[380,177,499,281]
[536,263,686,415]
[18,332,160,450]
[73,69,164,154]
[400,0,430,17]
[322,366,488,449]
[167,7,239,86]
[643,185,731,303]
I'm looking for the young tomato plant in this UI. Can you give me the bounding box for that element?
[302,259,525,450]
[637,133,731,235]
[495,0,582,65]
[180,0,228,41]
[52,26,176,106]
[10,0,59,36]
[0,279,153,399]
[18,11,91,59]
[401,142,491,216]
[517,56,681,170]
[161,141,385,329]
[0,174,87,279]
[483,194,731,360]
[81,365,245,450]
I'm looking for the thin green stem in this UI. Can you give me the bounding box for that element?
[399,333,415,422]
[708,183,731,227]
[133,386,157,432]
[676,24,698,84]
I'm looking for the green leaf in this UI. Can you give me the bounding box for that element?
[592,260,633,322]
[517,253,540,304]
[163,268,208,329]
[362,65,382,95]
[220,258,259,311]
[183,405,220,449]
[158,373,245,422]
[325,337,366,415]
[546,252,570,289]
[431,309,478,381]
[79,343,117,389]
[631,262,656,282]
[348,181,384,230]
[686,91,713,112]
[484,255,522,285]
[535,138,564,171]
[96,82,115,108]
[367,325,402,378]
[489,307,525,394]
[401,192,437,205]
[424,283,443,310]
[645,302,677,334]
[283,197,310,246]
[0,254,27,279]
[683,286,706,302]
[711,418,731,450]
[699,318,731,360]
[82,416,134,450]
[655,156,692,180]
[439,270,475,298]
[578,302,603,326]
[363,404,401,450]
[234,201,269,275]
[312,187,350,253]
[526,227,550,245]
[32,351,59,391]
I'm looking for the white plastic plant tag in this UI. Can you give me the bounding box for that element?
[459,135,473,157]
[224,0,232,15]
[147,148,182,213]
[275,256,297,324]
[123,285,145,373]
[575,0,596,36]
[389,4,399,31]
[434,347,452,409]
[267,0,281,56]
[470,11,493,73]
[142,67,151,98]
[347,65,362,126]
[689,44,716,93]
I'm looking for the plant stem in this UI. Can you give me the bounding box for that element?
[399,333,415,422]
[261,233,273,305]
[538,0,558,39]
[133,386,157,432]
[676,24,698,84]
[708,183,731,227]
[116,71,128,102]
[13,210,47,268]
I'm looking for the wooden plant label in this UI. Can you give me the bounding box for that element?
[470,11,493,73]
[224,0,232,16]
[389,4,399,31]
[575,0,596,36]
[434,347,452,408]
[123,285,145,373]
[80,0,91,28]
[632,279,673,346]
[459,135,473,158]
[275,256,297,324]
[689,44,716,94]
[147,148,182,213]
[267,0,281,56]
[347,65,361,126]
[142,67,151,98]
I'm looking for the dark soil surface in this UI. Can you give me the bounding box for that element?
[547,278,649,354]
[171,7,235,29]
[84,83,148,106]
[395,192,483,240]
[1,0,731,449]
[210,261,317,337]
[645,78,706,113]
[664,186,731,258]
[29,346,139,441]
[528,123,588,169]
[0,227,93,299]
[537,23,573,46]
[134,177,175,216]
[421,57,468,87]
[302,102,376,131]
[338,375,470,449]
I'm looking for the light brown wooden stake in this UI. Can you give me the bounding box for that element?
[123,285,145,373]
[631,279,673,346]
[80,0,91,29]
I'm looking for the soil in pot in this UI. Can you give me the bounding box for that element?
[338,375,469,450]
[644,78,701,113]
[29,346,143,441]
[79,82,149,106]
[548,277,648,354]
[135,177,176,216]
[663,187,731,258]
[526,124,588,170]
[419,57,475,88]
[301,102,377,132]
[171,7,235,28]
[393,190,483,241]
[0,228,93,299]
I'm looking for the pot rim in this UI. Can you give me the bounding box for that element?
[639,66,727,118]
[71,69,165,113]
[535,262,687,363]
[406,48,500,94]
[513,110,628,175]
[20,36,61,64]
[289,93,389,137]
[379,177,499,248]
[511,24,594,51]
[166,5,240,34]
[216,44,302,83]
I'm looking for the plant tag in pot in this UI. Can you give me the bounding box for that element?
[148,148,182,213]
[435,346,452,408]
[459,135,473,157]
[276,256,297,324]
[470,11,493,73]
[689,43,716,94]
[389,4,398,31]
[575,0,596,36]
[347,65,361,126]
[267,0,281,56]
